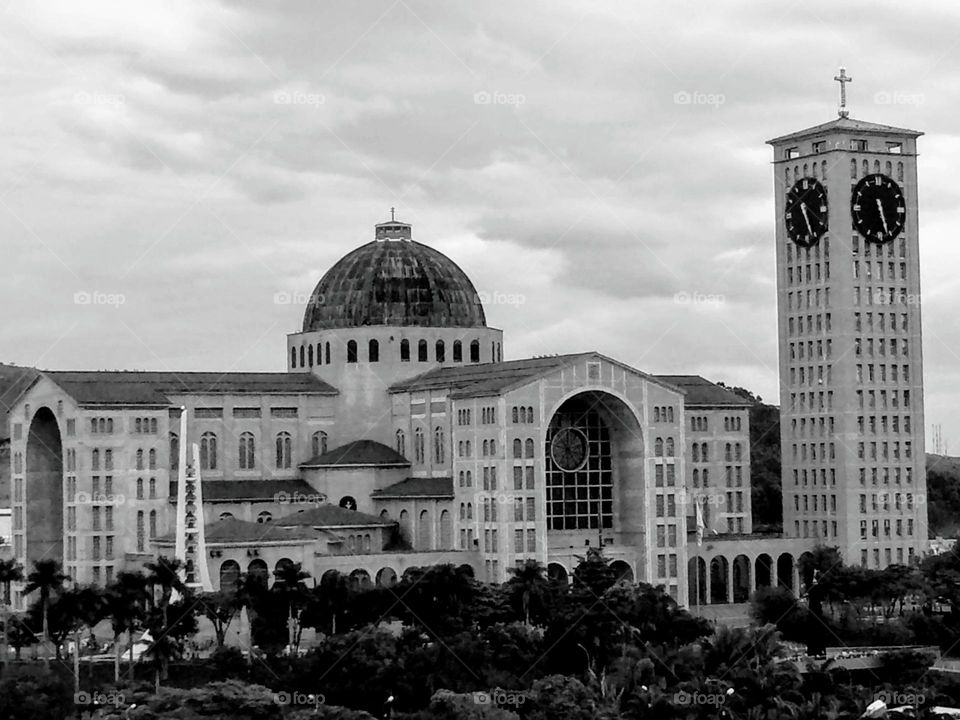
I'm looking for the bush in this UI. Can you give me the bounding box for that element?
[0,665,74,720]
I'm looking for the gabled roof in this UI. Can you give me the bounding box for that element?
[390,352,676,400]
[167,478,319,503]
[153,516,322,546]
[0,364,40,441]
[300,439,409,468]
[273,504,391,528]
[41,370,337,407]
[767,116,923,144]
[373,476,454,498]
[654,375,751,408]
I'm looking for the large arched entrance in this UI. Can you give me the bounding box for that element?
[544,391,644,544]
[610,560,633,583]
[710,556,729,604]
[755,553,773,589]
[25,407,64,564]
[547,563,568,586]
[688,557,707,606]
[777,553,794,593]
[732,555,751,603]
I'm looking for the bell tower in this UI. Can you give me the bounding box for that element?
[767,70,926,568]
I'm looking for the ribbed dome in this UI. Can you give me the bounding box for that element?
[302,225,487,331]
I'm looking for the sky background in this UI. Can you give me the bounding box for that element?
[2,1,960,450]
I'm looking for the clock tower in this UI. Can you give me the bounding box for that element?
[767,71,927,568]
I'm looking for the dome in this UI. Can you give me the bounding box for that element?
[302,221,487,331]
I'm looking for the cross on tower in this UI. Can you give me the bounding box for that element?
[834,67,852,118]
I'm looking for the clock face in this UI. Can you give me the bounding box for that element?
[785,178,828,247]
[550,427,588,472]
[852,173,905,244]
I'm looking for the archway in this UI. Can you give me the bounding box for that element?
[544,390,644,539]
[274,557,294,587]
[418,509,431,550]
[25,407,64,564]
[610,560,634,583]
[219,559,240,590]
[247,559,269,588]
[732,554,751,603]
[439,509,452,549]
[755,554,773,589]
[399,510,411,544]
[688,556,707,606]
[349,569,372,592]
[710,556,729,604]
[375,567,397,588]
[777,553,794,593]
[547,563,568,586]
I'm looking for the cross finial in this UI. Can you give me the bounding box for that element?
[834,67,852,118]
[390,206,395,221]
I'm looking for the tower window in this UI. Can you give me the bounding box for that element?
[290,347,297,368]
[436,340,445,362]
[400,339,410,362]
[418,340,428,362]
[470,339,480,363]
[299,345,305,367]
[308,344,314,367]
[368,339,379,362]
[453,340,462,362]
[346,340,358,363]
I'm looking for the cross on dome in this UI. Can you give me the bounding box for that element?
[834,67,852,118]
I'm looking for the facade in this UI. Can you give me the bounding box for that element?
[769,117,927,567]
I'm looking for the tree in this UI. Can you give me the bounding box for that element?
[572,548,617,598]
[198,589,242,647]
[144,555,186,627]
[272,561,311,652]
[105,570,148,683]
[506,560,550,626]
[22,559,69,666]
[4,612,37,660]
[0,558,23,671]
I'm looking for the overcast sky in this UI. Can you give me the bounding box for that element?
[3,1,960,449]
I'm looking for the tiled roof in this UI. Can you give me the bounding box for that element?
[300,439,409,467]
[273,504,391,528]
[767,116,922,144]
[0,364,40,441]
[654,375,751,407]
[373,476,453,498]
[167,478,319,503]
[154,517,322,545]
[389,353,591,398]
[43,370,337,407]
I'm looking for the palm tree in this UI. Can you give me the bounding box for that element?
[144,556,186,628]
[272,562,311,653]
[0,558,24,670]
[142,611,181,694]
[105,571,148,683]
[507,560,549,626]
[71,585,106,686]
[23,559,69,666]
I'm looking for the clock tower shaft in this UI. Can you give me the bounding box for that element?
[768,117,926,568]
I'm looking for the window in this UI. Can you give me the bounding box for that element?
[239,432,255,469]
[136,449,144,470]
[400,339,410,361]
[453,340,462,362]
[346,340,358,363]
[137,512,145,552]
[434,427,445,464]
[470,340,480,363]
[149,477,156,498]
[91,449,100,470]
[275,432,292,469]
[525,438,534,458]
[513,439,522,458]
[436,340,445,362]
[149,510,157,539]
[137,477,144,500]
[200,432,217,470]
[396,429,405,457]
[414,427,424,463]
[312,430,328,458]
[368,339,379,362]
[308,345,314,367]
[418,340,428,362]
[148,449,155,470]
[257,511,273,524]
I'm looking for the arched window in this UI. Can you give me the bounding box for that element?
[200,432,217,470]
[325,342,331,364]
[149,477,156,498]
[701,443,709,461]
[239,432,255,469]
[170,432,179,469]
[458,471,465,487]
[346,340,358,363]
[513,439,522,458]
[467,502,473,519]
[308,344,314,367]
[436,339,445,362]
[735,443,742,461]
[434,426,445,464]
[459,503,466,519]
[136,477,144,500]
[400,339,410,362]
[414,427,424,463]
[299,345,305,367]
[692,444,700,462]
[148,448,156,469]
[91,449,100,470]
[220,560,241,590]
[482,439,489,457]
[525,438,535,458]
[453,340,462,362]
[317,343,322,364]
[466,470,472,487]
[257,511,272,524]
[465,440,471,457]
[149,509,157,538]
[275,432,292,469]
[725,443,732,461]
[368,339,379,362]
[693,468,700,487]
[520,406,527,423]
[654,438,663,457]
[527,406,533,421]
[290,347,297,368]
[311,430,328,458]
[703,468,710,487]
[219,511,234,521]
[396,429,406,457]
[136,449,144,470]
[470,339,480,363]
[418,339,428,362]
[136,511,145,552]
[665,438,675,457]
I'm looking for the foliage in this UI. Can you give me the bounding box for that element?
[0,665,74,720]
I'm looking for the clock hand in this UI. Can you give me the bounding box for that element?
[876,199,889,235]
[800,202,814,235]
